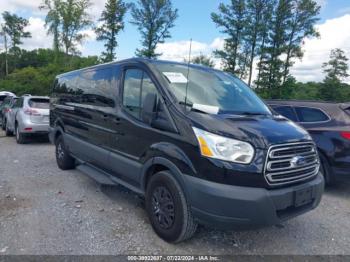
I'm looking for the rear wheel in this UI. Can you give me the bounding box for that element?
[15,124,26,144]
[319,152,335,185]
[5,121,13,136]
[1,117,5,131]
[55,135,75,170]
[145,171,197,243]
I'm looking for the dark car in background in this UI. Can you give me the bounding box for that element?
[0,91,16,126]
[1,96,18,130]
[267,100,350,184]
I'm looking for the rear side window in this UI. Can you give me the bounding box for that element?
[343,106,350,116]
[10,98,18,107]
[80,68,116,107]
[295,107,330,123]
[14,98,23,108]
[54,67,116,108]
[272,106,298,122]
[0,96,7,104]
[29,98,50,109]
[123,69,158,120]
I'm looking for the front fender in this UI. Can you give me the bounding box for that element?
[140,142,197,194]
[150,142,197,175]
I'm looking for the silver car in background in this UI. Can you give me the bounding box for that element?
[5,95,50,143]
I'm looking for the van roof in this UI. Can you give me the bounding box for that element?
[57,57,217,78]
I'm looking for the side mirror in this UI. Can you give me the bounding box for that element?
[142,93,157,125]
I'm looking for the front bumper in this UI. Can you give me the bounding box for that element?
[184,173,324,229]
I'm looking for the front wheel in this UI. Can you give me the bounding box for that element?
[55,135,75,170]
[145,171,197,243]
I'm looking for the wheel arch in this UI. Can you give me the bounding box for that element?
[141,157,189,197]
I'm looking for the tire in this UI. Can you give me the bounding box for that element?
[5,121,13,136]
[145,171,197,243]
[1,117,5,131]
[55,135,75,170]
[319,152,335,185]
[15,124,26,144]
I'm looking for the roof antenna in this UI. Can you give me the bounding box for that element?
[184,38,192,110]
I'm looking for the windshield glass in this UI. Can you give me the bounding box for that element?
[153,62,271,115]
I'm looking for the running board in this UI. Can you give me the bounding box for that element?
[77,164,116,185]
[76,163,144,195]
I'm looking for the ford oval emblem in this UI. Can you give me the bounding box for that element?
[291,156,307,167]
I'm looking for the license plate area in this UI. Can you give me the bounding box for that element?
[294,188,313,207]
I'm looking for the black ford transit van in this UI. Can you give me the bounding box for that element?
[50,58,324,243]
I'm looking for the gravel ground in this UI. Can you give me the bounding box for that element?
[0,130,350,255]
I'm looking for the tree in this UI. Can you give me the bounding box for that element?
[255,0,275,88]
[186,54,215,68]
[322,48,349,81]
[2,12,31,53]
[39,0,61,57]
[255,0,293,96]
[95,0,128,62]
[130,0,178,59]
[282,0,320,84]
[58,0,92,55]
[245,0,274,86]
[319,48,349,101]
[0,24,9,75]
[211,0,247,75]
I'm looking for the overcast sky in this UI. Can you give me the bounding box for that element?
[1,0,350,83]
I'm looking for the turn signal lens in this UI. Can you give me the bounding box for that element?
[198,136,214,157]
[341,131,350,140]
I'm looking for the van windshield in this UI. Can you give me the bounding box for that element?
[153,62,271,115]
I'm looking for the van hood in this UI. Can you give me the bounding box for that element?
[188,112,312,149]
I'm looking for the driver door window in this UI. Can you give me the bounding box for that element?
[122,69,158,120]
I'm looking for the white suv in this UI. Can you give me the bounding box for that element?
[5,95,50,144]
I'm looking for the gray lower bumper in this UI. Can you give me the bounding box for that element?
[183,173,324,229]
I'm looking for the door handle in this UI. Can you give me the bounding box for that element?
[113,118,121,125]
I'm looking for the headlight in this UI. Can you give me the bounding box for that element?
[192,127,255,164]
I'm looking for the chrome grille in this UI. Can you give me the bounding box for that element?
[265,142,319,186]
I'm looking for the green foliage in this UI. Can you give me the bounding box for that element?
[0,49,99,96]
[257,79,350,102]
[130,0,178,59]
[95,0,128,62]
[317,48,350,101]
[322,48,349,82]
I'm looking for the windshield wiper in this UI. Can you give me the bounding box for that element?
[179,101,210,114]
[240,112,268,116]
[221,111,268,116]
[179,101,193,107]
